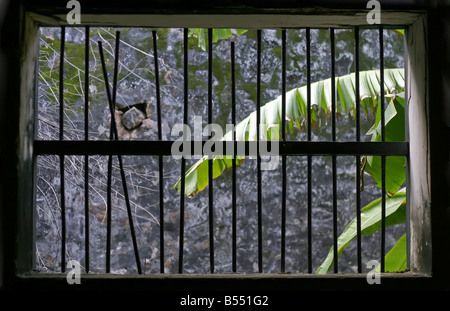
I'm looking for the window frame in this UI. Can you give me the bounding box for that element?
[3,1,441,292]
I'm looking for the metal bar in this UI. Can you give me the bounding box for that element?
[281,29,287,273]
[380,26,386,273]
[332,156,338,273]
[231,41,237,273]
[84,27,90,141]
[152,30,165,274]
[330,28,338,273]
[84,25,90,274]
[306,28,311,142]
[256,29,263,273]
[179,28,189,274]
[111,33,120,133]
[354,26,362,273]
[117,150,142,274]
[59,26,66,273]
[99,34,142,274]
[208,28,215,274]
[100,38,114,273]
[355,27,360,143]
[59,27,65,141]
[106,152,113,273]
[306,27,312,274]
[60,155,66,273]
[380,28,386,144]
[331,29,336,143]
[99,42,117,140]
[179,160,186,274]
[113,33,142,275]
[35,141,409,157]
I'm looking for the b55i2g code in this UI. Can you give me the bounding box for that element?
[224,296,269,306]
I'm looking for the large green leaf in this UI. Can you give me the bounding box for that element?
[173,156,246,198]
[376,234,408,272]
[316,189,406,274]
[173,68,405,198]
[365,93,406,194]
[364,155,406,195]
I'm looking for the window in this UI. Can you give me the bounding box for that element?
[3,1,440,294]
[35,25,408,276]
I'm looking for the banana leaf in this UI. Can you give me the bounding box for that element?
[376,234,408,272]
[364,92,406,194]
[173,68,405,197]
[316,189,406,274]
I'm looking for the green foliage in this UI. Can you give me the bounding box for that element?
[316,189,406,274]
[377,234,407,272]
[173,68,405,198]
[189,28,248,51]
[39,27,408,273]
[172,64,408,274]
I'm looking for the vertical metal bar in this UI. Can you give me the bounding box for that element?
[208,28,215,274]
[355,27,361,141]
[100,39,114,273]
[179,161,186,272]
[117,150,142,274]
[231,41,237,273]
[354,26,362,273]
[111,33,120,135]
[256,29,263,273]
[379,26,386,273]
[152,30,165,274]
[59,27,65,141]
[101,38,114,273]
[331,28,336,142]
[59,26,66,273]
[106,148,113,273]
[306,27,313,274]
[60,157,66,273]
[99,34,142,274]
[281,29,287,273]
[330,28,338,273]
[84,25,90,274]
[179,28,189,274]
[114,33,142,274]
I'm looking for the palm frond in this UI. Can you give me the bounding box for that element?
[173,68,405,197]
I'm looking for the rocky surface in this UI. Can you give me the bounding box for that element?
[35,27,406,275]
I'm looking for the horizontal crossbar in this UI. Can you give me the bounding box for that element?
[34,140,408,156]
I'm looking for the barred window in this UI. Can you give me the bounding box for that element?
[4,2,436,294]
[35,25,407,275]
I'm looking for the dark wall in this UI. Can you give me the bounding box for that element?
[429,4,450,287]
[0,0,6,290]
[0,0,20,290]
